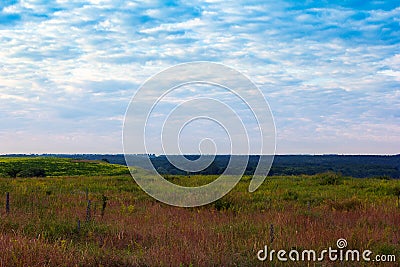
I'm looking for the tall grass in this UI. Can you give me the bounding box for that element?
[0,173,399,266]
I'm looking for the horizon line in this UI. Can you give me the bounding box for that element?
[1,153,399,157]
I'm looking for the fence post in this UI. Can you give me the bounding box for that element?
[101,195,107,217]
[270,224,274,244]
[77,218,81,234]
[86,200,91,222]
[6,192,10,214]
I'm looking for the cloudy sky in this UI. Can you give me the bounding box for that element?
[0,0,399,154]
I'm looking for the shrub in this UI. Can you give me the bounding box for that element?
[18,168,46,178]
[4,166,22,178]
[212,198,233,211]
[318,171,343,185]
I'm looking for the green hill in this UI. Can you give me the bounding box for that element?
[0,157,131,177]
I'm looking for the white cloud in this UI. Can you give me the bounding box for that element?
[0,0,398,154]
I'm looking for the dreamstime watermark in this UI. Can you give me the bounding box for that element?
[123,62,276,207]
[257,238,397,263]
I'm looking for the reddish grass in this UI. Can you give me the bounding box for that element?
[1,200,399,266]
[0,175,399,266]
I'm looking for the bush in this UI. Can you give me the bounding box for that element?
[18,168,46,178]
[4,166,22,178]
[212,198,233,211]
[318,172,343,185]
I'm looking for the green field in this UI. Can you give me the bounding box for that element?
[0,158,399,266]
[0,157,131,177]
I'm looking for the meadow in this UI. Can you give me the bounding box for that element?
[0,157,130,177]
[0,158,399,266]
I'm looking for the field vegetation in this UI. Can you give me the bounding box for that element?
[0,158,399,266]
[0,157,130,178]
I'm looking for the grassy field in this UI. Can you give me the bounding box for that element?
[0,159,399,266]
[0,157,131,177]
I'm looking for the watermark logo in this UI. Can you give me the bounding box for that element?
[336,238,347,249]
[257,238,397,263]
[123,62,276,207]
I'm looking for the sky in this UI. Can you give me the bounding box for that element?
[0,0,399,155]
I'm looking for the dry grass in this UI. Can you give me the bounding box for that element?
[0,174,399,266]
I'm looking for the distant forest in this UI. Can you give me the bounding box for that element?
[3,154,400,178]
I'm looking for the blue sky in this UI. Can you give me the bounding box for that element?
[0,0,399,154]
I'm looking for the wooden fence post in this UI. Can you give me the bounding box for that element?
[77,218,81,234]
[6,192,10,214]
[86,200,91,222]
[270,224,274,244]
[101,195,107,217]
